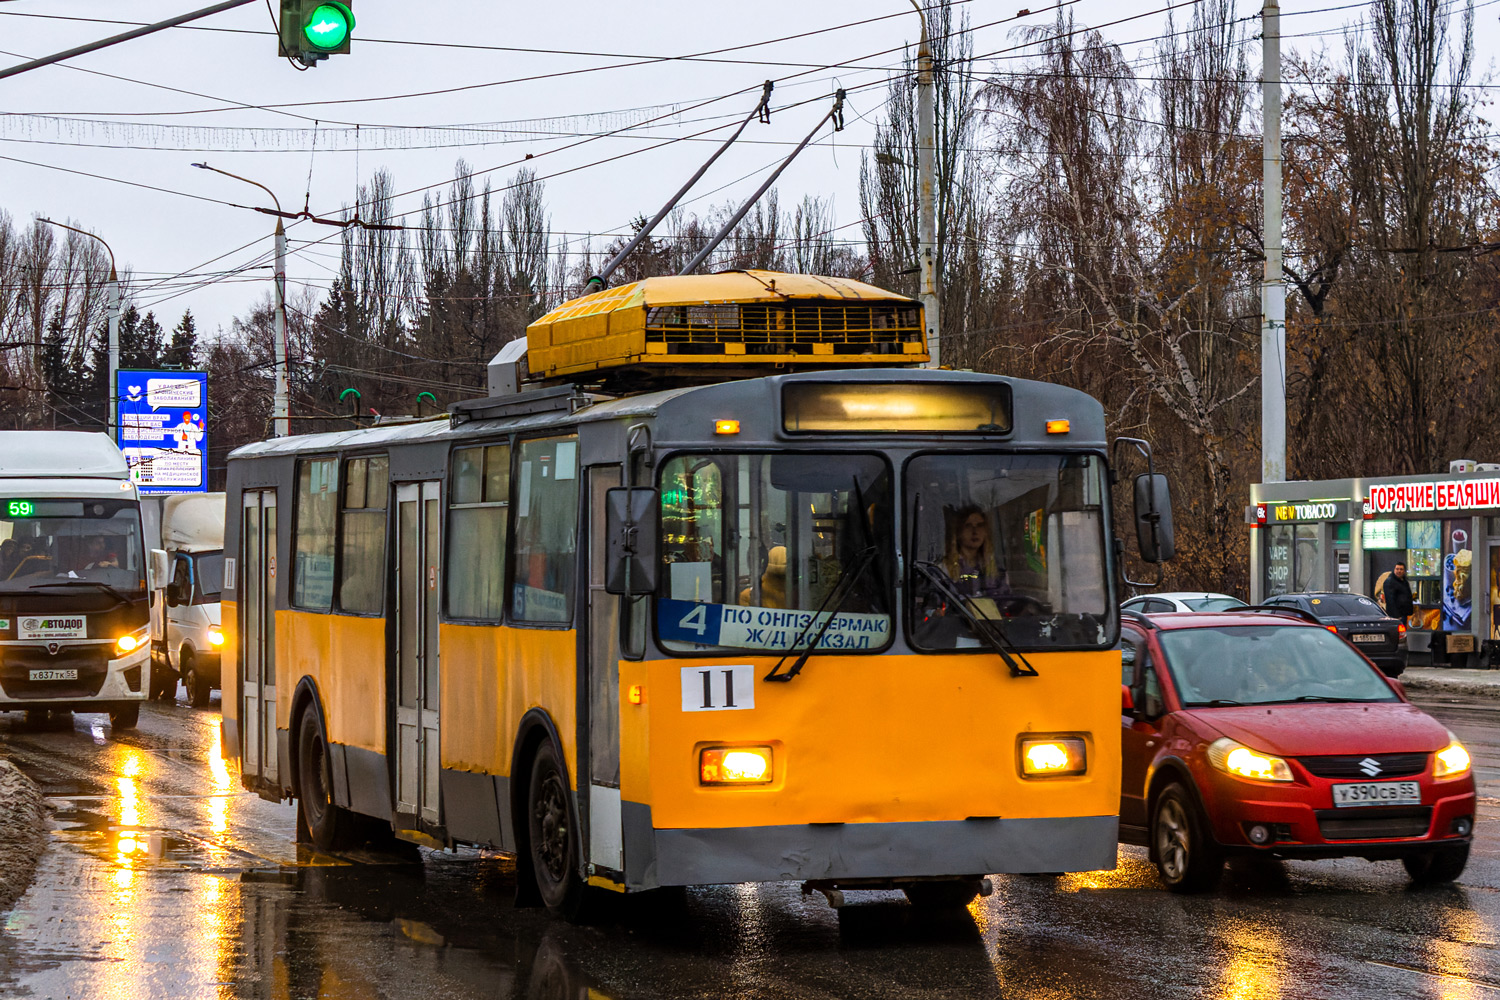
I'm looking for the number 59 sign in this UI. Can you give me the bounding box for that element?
[680,665,756,712]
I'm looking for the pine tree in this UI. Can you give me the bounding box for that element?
[167,309,199,369]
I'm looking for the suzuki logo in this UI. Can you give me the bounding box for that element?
[1359,757,1382,777]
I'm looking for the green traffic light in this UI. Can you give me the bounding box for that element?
[303,3,353,50]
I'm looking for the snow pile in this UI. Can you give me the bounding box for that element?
[0,759,46,911]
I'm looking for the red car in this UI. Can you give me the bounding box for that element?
[1119,608,1475,891]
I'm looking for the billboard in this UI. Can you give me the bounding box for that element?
[115,369,208,495]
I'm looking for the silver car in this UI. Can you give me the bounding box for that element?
[1122,592,1247,614]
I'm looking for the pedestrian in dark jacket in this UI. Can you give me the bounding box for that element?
[1383,562,1415,622]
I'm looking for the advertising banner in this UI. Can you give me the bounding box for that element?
[115,369,208,494]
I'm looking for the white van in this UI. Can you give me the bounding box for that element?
[147,493,225,706]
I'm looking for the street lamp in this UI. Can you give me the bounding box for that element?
[191,161,290,438]
[908,0,939,368]
[38,218,119,435]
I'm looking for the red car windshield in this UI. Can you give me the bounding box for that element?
[1157,625,1400,707]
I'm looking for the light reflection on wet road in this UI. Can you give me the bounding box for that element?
[0,693,1497,998]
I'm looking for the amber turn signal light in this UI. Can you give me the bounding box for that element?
[700,746,772,785]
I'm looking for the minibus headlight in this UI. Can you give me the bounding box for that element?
[1435,733,1471,779]
[1019,737,1087,777]
[209,628,225,647]
[700,746,772,785]
[1207,738,1293,782]
[116,627,148,654]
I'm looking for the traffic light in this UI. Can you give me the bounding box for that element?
[278,1,354,66]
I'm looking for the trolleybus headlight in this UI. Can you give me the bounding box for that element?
[700,746,773,785]
[1435,733,1472,779]
[1207,738,1293,782]
[1019,737,1087,777]
[209,628,225,647]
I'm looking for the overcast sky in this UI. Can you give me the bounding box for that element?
[1,0,1492,338]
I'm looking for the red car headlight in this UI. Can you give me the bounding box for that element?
[1207,737,1293,782]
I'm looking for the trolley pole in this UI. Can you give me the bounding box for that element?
[1260,0,1287,483]
[912,1,940,368]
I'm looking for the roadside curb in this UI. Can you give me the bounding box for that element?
[1400,668,1500,701]
[0,758,47,912]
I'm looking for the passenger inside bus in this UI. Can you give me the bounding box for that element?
[6,539,48,579]
[739,545,787,608]
[0,538,17,579]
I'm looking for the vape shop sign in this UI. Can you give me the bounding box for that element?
[1366,479,1500,515]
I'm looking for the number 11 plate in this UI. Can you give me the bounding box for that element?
[1332,781,1420,807]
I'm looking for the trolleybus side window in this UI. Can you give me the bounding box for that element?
[510,436,578,625]
[293,457,338,610]
[656,452,894,654]
[908,452,1111,651]
[338,455,388,615]
[447,443,510,621]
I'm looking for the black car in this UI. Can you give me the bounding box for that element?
[1261,592,1407,677]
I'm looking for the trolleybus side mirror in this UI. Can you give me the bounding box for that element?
[605,488,660,596]
[1133,473,1175,564]
[150,549,169,591]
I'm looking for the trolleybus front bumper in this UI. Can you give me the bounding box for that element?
[625,807,1118,888]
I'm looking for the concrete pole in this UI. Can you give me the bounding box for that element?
[273,219,290,438]
[1261,0,1287,483]
[107,266,120,438]
[913,3,940,367]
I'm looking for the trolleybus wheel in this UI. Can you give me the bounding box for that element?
[1152,782,1222,893]
[297,708,354,852]
[109,702,140,730]
[903,880,982,910]
[182,651,211,707]
[527,741,588,918]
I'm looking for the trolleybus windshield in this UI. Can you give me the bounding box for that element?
[656,452,893,654]
[0,498,146,595]
[908,453,1110,650]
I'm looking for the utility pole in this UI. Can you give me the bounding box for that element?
[912,1,940,368]
[192,162,290,437]
[39,219,118,436]
[1261,0,1286,483]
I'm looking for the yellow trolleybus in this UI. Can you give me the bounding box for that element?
[222,270,1173,916]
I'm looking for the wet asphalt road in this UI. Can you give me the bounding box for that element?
[0,694,1497,999]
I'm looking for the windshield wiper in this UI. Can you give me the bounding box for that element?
[1199,699,1244,707]
[28,580,133,605]
[912,559,1038,678]
[763,545,880,682]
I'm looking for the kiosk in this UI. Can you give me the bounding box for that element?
[1250,462,1500,667]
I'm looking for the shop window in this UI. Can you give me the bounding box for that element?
[338,456,388,615]
[447,444,510,620]
[1265,523,1322,596]
[510,436,579,624]
[293,458,338,610]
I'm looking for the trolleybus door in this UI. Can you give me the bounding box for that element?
[395,481,442,824]
[240,490,278,784]
[586,466,624,873]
